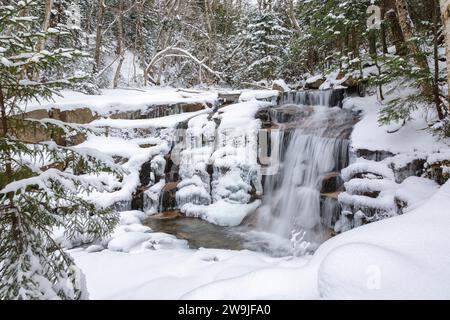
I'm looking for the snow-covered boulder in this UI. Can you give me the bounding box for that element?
[272,79,291,93]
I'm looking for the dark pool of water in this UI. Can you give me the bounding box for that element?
[144,215,295,257]
[144,216,245,251]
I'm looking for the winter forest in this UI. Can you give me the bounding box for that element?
[1,0,450,301]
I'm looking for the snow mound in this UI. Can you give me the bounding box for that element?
[341,161,395,181]
[182,181,450,299]
[181,200,261,227]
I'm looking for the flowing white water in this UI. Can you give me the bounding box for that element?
[256,91,354,249]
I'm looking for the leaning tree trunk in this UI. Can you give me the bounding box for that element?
[440,0,450,111]
[395,0,434,100]
[113,0,125,89]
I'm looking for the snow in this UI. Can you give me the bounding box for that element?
[395,176,439,211]
[344,95,450,154]
[90,108,211,129]
[107,232,153,253]
[175,100,270,226]
[183,181,450,300]
[239,90,279,102]
[21,87,218,116]
[76,131,172,209]
[341,160,395,181]
[305,74,324,84]
[272,79,291,92]
[181,200,261,227]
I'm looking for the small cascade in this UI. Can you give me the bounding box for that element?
[280,89,345,108]
[256,90,356,249]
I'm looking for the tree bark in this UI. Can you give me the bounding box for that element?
[380,0,389,54]
[434,0,444,119]
[395,0,434,99]
[36,0,53,52]
[113,0,125,89]
[384,2,406,56]
[94,0,106,73]
[369,30,377,57]
[136,1,146,70]
[440,0,450,110]
[285,0,301,32]
[203,0,218,79]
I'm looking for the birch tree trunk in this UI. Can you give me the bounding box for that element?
[113,0,125,89]
[440,0,450,110]
[94,0,106,73]
[285,0,301,32]
[36,0,53,52]
[395,0,434,99]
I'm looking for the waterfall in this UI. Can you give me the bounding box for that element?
[280,89,345,108]
[257,90,354,247]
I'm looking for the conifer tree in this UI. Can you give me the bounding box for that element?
[0,0,121,299]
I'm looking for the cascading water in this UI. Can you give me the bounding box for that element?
[254,90,356,251]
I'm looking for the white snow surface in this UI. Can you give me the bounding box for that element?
[182,200,261,227]
[90,109,211,129]
[21,87,218,116]
[71,181,450,300]
[344,95,450,154]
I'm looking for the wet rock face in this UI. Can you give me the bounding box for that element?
[320,196,341,230]
[255,107,272,129]
[426,160,450,185]
[356,149,394,162]
[392,158,426,183]
[159,182,179,212]
[271,105,315,124]
[320,172,344,194]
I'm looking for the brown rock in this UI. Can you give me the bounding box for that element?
[181,103,205,113]
[56,108,96,124]
[22,109,50,120]
[151,211,183,220]
[305,77,326,90]
[272,82,287,93]
[163,182,179,192]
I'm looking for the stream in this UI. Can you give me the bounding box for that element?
[144,89,359,256]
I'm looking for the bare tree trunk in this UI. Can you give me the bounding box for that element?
[136,0,146,70]
[94,0,105,73]
[380,0,389,54]
[113,0,125,89]
[204,0,217,74]
[369,30,377,57]
[285,0,301,32]
[36,0,53,52]
[440,0,450,111]
[434,0,444,119]
[384,0,407,56]
[395,0,434,99]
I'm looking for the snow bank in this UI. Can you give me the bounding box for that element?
[77,130,172,209]
[181,200,261,227]
[176,100,271,226]
[341,160,395,181]
[345,95,450,154]
[183,181,450,300]
[90,109,211,129]
[21,87,218,116]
